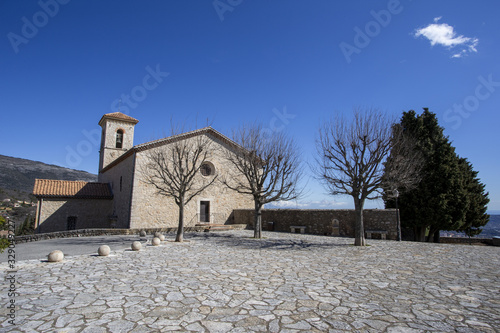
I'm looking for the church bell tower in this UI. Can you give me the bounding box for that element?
[98,112,139,174]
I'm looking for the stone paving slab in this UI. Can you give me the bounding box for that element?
[1,230,499,332]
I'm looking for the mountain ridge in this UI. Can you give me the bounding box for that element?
[0,154,97,194]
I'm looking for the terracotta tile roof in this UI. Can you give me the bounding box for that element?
[33,179,113,199]
[98,112,139,126]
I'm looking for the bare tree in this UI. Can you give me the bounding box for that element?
[382,124,423,193]
[315,108,420,246]
[221,124,303,238]
[140,129,217,242]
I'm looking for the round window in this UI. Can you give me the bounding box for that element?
[200,162,214,176]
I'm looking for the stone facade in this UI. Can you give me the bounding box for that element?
[234,209,398,240]
[98,153,136,228]
[98,115,137,171]
[96,117,255,230]
[35,198,113,233]
[34,112,255,233]
[127,133,254,229]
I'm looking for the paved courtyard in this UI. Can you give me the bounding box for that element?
[1,230,499,332]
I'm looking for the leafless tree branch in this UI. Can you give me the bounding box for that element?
[221,123,303,238]
[139,130,217,242]
[314,108,421,246]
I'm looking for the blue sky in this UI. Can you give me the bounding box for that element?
[1,1,499,212]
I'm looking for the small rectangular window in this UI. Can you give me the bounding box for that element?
[200,201,210,222]
[116,130,124,148]
[67,216,77,230]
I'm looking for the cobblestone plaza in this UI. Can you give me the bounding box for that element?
[1,230,499,332]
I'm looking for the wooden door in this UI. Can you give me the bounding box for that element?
[200,201,210,223]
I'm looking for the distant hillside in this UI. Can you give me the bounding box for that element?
[440,214,500,238]
[0,154,98,229]
[480,214,500,238]
[0,154,97,194]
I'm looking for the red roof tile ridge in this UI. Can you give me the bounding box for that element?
[33,179,113,199]
[98,112,139,125]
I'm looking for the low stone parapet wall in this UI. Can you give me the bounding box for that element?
[234,208,398,240]
[14,227,209,243]
[439,237,493,245]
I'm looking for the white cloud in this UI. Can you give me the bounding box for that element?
[414,17,478,58]
[451,50,467,58]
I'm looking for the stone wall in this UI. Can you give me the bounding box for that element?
[99,118,136,171]
[16,227,211,243]
[233,209,398,240]
[99,153,136,228]
[128,133,255,229]
[36,198,113,233]
[439,237,493,245]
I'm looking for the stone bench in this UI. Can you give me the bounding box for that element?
[290,226,306,234]
[365,230,388,240]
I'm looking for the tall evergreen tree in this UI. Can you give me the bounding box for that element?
[384,109,489,242]
[457,158,490,237]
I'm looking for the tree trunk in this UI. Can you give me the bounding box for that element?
[175,201,184,242]
[414,226,426,242]
[433,230,440,243]
[353,198,365,246]
[427,227,440,243]
[426,229,434,242]
[254,201,262,239]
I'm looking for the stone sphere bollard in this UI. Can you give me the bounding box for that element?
[48,250,64,262]
[131,241,142,251]
[154,232,165,241]
[98,245,110,256]
[152,237,161,246]
[139,230,147,237]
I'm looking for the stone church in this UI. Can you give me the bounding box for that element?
[33,112,254,233]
